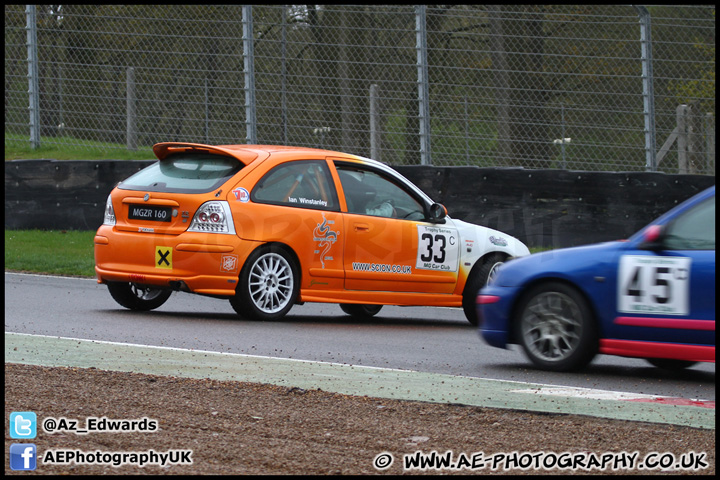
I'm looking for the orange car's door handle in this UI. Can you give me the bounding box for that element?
[354,223,370,232]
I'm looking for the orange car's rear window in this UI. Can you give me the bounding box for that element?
[119,153,243,194]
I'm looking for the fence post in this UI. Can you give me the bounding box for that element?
[687,104,703,174]
[635,6,657,172]
[25,5,40,149]
[706,113,715,175]
[58,65,64,134]
[370,84,381,161]
[126,67,137,150]
[242,5,257,144]
[677,104,688,174]
[204,77,209,143]
[281,7,288,144]
[464,96,470,164]
[415,5,431,165]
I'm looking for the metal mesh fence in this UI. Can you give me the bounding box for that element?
[4,5,715,174]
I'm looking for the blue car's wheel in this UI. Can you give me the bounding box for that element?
[646,358,698,370]
[516,282,597,371]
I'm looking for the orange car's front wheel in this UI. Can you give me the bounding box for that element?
[230,245,299,321]
[462,253,506,326]
[340,304,383,320]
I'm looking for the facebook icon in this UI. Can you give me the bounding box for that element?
[10,444,37,471]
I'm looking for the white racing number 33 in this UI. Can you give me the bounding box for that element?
[617,255,691,315]
[416,225,459,272]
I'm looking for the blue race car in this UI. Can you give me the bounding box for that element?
[477,186,715,371]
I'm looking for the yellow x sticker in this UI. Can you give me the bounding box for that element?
[156,246,172,269]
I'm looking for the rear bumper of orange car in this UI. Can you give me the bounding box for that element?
[94,226,259,297]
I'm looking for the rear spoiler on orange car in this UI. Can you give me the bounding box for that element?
[152,142,261,166]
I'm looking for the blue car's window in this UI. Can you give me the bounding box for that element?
[252,160,339,211]
[119,153,242,193]
[664,196,715,250]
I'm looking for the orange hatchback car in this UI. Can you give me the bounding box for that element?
[94,143,529,324]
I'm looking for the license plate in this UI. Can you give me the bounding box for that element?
[128,205,172,222]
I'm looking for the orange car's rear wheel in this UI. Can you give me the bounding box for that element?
[106,282,172,311]
[231,245,299,321]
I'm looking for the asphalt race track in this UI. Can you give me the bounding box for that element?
[5,272,715,429]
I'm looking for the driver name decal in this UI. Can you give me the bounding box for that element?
[416,225,459,272]
[289,197,328,207]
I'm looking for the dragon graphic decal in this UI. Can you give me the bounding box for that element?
[313,213,339,269]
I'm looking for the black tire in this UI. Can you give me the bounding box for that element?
[516,282,598,372]
[340,304,383,320]
[462,253,505,326]
[230,245,299,321]
[646,358,698,370]
[106,282,172,311]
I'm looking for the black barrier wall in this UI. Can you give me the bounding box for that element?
[396,166,715,247]
[5,160,715,248]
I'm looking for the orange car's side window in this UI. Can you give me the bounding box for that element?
[252,160,339,211]
[336,166,425,220]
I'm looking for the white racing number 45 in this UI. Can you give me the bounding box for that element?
[617,255,691,316]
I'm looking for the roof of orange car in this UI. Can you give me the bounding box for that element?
[152,142,359,166]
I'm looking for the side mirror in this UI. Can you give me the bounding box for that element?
[639,224,664,250]
[428,203,447,223]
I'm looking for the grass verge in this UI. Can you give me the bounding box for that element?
[5,230,97,277]
[5,133,155,161]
